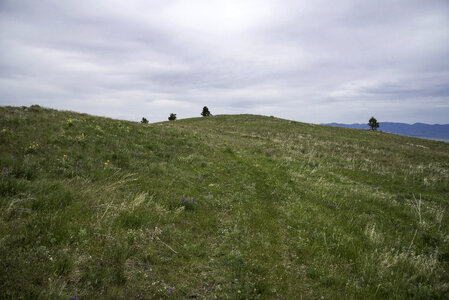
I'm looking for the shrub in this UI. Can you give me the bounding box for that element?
[141,117,149,124]
[29,105,42,112]
[168,113,177,121]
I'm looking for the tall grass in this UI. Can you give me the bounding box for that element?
[1,105,448,298]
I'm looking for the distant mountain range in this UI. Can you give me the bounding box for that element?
[323,122,449,142]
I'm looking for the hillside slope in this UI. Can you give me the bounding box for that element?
[1,105,449,299]
[325,122,449,142]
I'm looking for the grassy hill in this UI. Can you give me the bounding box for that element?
[1,105,448,299]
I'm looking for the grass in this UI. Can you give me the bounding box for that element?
[0,104,448,299]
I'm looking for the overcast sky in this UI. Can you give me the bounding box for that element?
[1,0,448,124]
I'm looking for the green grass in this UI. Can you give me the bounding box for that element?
[1,104,448,299]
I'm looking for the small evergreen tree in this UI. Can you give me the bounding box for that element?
[141,117,149,124]
[368,116,380,131]
[168,113,177,121]
[201,106,211,117]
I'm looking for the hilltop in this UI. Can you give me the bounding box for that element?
[1,105,449,299]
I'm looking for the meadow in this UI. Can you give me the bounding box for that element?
[1,105,448,299]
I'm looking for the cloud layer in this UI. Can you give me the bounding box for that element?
[1,0,448,123]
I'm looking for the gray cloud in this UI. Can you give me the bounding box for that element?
[1,0,448,123]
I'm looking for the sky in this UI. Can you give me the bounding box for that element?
[1,0,449,124]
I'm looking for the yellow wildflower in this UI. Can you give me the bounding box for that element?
[28,141,39,152]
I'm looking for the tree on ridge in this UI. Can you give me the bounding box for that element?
[368,116,380,131]
[201,106,211,117]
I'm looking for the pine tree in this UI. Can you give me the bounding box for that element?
[201,106,211,117]
[368,117,380,131]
